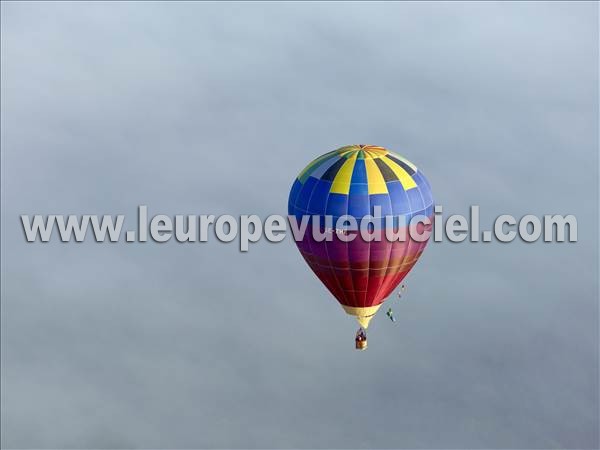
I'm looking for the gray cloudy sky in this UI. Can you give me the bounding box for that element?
[1,2,598,449]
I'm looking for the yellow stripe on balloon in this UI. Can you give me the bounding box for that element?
[379,157,417,190]
[336,145,360,156]
[341,304,382,329]
[364,147,388,158]
[330,152,358,194]
[364,158,389,194]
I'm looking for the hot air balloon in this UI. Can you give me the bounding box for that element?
[288,145,433,348]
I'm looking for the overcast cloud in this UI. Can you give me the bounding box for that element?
[1,2,598,448]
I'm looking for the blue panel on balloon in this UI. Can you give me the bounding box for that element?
[326,193,349,218]
[413,172,433,207]
[348,193,369,218]
[387,181,410,215]
[307,179,332,214]
[288,179,303,215]
[294,177,318,213]
[369,194,392,217]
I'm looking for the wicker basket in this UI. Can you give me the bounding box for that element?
[355,338,368,350]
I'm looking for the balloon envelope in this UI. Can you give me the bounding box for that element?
[288,145,433,328]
